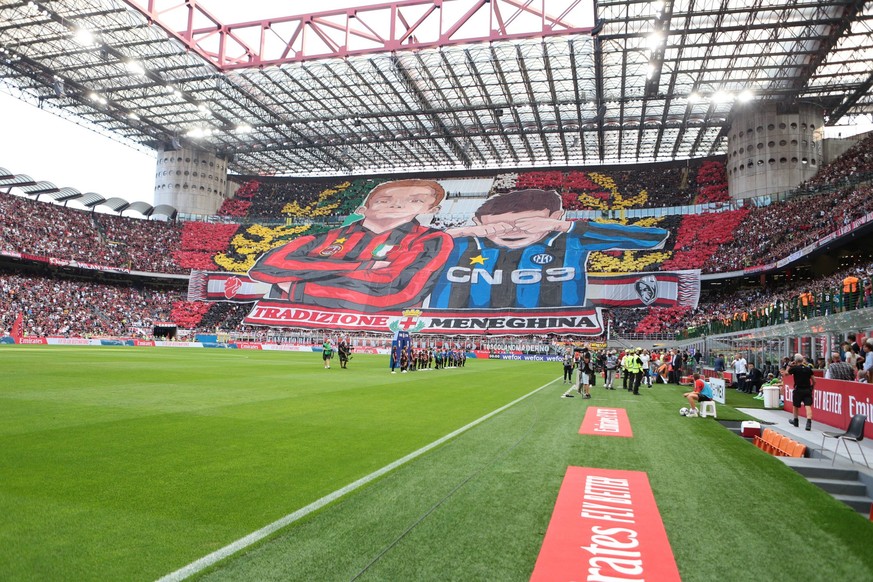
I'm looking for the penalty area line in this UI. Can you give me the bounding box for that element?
[156,378,560,582]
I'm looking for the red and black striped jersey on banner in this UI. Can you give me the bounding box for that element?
[249,220,452,313]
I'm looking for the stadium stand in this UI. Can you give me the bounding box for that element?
[2,143,873,340]
[0,270,181,337]
[611,257,873,337]
[0,191,185,274]
[797,132,873,190]
[173,221,242,271]
[710,183,873,272]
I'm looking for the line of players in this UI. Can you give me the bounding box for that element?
[390,346,467,374]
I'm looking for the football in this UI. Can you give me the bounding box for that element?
[679,407,689,416]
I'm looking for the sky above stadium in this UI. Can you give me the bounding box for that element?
[2,0,873,206]
[0,91,156,204]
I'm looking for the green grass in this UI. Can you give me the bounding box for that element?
[1,346,872,581]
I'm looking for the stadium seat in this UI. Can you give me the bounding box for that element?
[788,441,807,458]
[754,428,774,451]
[761,429,780,455]
[699,400,717,418]
[773,435,790,456]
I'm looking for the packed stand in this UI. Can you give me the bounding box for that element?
[196,302,251,332]
[0,192,185,274]
[609,165,696,208]
[694,160,730,203]
[660,208,750,271]
[0,270,182,338]
[169,300,211,330]
[223,177,385,222]
[92,213,184,273]
[608,255,873,338]
[708,183,873,272]
[797,131,873,190]
[503,162,711,210]
[173,221,242,271]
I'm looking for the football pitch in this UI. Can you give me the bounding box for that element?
[1,346,872,581]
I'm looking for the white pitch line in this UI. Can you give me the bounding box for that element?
[156,378,560,582]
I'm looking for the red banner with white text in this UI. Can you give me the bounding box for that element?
[782,376,873,439]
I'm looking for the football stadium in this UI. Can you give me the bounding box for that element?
[3,1,873,581]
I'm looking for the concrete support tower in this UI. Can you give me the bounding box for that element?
[153,147,229,216]
[726,103,823,200]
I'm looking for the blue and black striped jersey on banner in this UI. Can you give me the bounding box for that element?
[428,221,667,309]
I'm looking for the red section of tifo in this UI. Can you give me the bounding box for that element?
[579,407,633,437]
[530,467,681,582]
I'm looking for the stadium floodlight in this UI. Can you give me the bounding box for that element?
[234,124,253,134]
[688,92,703,103]
[737,89,755,103]
[185,127,214,138]
[73,28,96,47]
[197,103,210,114]
[125,60,145,76]
[87,92,107,105]
[647,31,664,51]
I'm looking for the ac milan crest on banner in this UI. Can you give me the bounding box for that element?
[188,271,269,303]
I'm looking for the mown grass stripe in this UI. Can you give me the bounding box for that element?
[156,377,559,582]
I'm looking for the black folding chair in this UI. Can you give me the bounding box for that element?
[820,414,869,468]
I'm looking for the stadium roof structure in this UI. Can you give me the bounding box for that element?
[0,166,177,217]
[1,0,873,178]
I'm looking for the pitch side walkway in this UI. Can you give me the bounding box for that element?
[739,407,873,468]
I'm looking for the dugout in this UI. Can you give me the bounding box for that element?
[153,322,177,339]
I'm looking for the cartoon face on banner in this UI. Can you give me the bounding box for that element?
[191,180,699,335]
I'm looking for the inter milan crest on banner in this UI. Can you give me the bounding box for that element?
[189,181,700,335]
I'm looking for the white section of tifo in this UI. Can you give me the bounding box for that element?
[156,378,558,581]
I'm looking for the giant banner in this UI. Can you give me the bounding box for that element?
[190,180,700,335]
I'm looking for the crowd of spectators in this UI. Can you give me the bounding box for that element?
[503,164,704,209]
[172,221,242,271]
[609,257,873,338]
[611,165,696,208]
[797,131,873,190]
[228,178,334,218]
[196,302,251,332]
[660,208,750,271]
[169,300,212,330]
[0,270,181,338]
[225,177,383,221]
[93,212,184,273]
[0,192,185,274]
[705,183,873,272]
